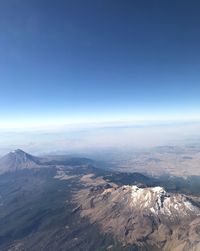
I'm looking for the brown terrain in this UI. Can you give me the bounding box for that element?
[106,145,200,177]
[74,173,200,251]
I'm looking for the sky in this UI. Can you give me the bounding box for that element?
[0,0,200,128]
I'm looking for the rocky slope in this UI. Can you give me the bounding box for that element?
[0,149,41,174]
[75,180,200,251]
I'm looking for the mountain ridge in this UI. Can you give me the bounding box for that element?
[75,180,200,251]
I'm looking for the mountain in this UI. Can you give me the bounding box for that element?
[0,149,200,250]
[0,149,41,174]
[75,182,200,251]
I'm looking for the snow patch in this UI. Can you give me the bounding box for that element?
[130,185,198,217]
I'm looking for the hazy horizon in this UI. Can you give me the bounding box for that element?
[0,119,199,156]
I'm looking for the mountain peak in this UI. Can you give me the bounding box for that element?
[9,149,29,157]
[129,185,198,216]
[76,182,200,249]
[0,149,40,174]
[13,149,26,154]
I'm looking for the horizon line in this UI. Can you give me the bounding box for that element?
[0,116,200,131]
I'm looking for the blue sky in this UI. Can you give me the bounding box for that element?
[0,0,200,128]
